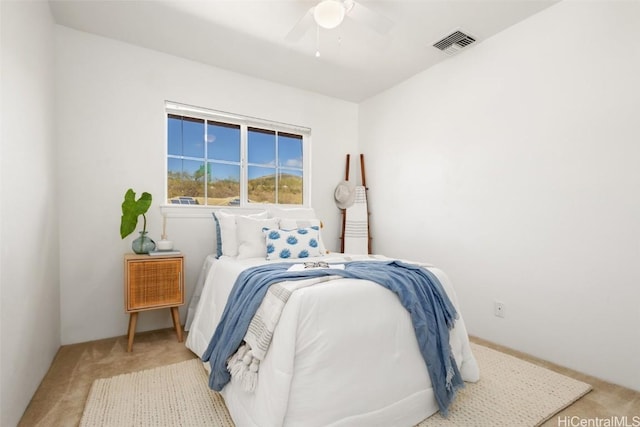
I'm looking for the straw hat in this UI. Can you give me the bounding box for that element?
[334,180,356,209]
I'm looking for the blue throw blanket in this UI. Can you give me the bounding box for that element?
[201,260,464,416]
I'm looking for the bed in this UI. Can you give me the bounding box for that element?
[185,208,479,427]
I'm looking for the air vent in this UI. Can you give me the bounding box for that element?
[433,30,476,56]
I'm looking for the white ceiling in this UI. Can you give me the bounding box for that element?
[49,0,559,102]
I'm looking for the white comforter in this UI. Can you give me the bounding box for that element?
[186,254,479,427]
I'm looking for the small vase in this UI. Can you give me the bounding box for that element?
[132,231,156,254]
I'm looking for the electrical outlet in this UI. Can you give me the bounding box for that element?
[494,301,506,318]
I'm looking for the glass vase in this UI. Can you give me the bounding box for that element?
[132,231,156,254]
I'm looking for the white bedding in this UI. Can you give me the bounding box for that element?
[186,254,479,427]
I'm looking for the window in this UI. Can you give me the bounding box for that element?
[166,102,310,207]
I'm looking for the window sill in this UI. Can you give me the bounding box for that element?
[159,204,307,218]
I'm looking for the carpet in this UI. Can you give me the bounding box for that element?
[416,344,592,426]
[80,343,591,426]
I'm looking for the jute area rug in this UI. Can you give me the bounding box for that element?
[80,343,591,426]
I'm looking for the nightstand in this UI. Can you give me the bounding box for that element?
[124,253,185,352]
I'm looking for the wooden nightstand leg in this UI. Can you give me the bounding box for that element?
[170,306,183,343]
[127,312,138,352]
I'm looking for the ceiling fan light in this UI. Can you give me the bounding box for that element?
[313,0,345,30]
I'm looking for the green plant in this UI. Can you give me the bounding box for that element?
[120,189,152,239]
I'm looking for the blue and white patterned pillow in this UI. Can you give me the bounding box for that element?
[279,218,327,255]
[263,226,323,260]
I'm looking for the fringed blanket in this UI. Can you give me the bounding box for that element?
[202,260,464,416]
[227,274,341,391]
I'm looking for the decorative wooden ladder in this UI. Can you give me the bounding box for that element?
[339,154,371,254]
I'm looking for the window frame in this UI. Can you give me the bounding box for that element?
[164,101,312,209]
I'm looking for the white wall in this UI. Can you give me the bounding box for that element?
[0,2,60,426]
[359,0,640,391]
[56,26,358,344]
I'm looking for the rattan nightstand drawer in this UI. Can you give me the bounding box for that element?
[125,256,183,312]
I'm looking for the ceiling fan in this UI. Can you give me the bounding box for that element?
[285,0,394,42]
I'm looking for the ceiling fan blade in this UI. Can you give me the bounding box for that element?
[348,2,393,35]
[285,7,315,42]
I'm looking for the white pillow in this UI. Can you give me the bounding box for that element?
[213,210,267,257]
[279,218,328,255]
[237,216,280,259]
[268,206,317,220]
[264,226,323,260]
